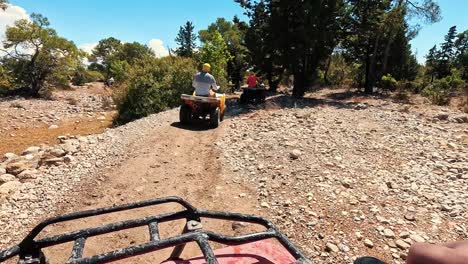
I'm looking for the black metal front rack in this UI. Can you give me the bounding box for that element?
[0,196,311,264]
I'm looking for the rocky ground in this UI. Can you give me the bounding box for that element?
[218,90,467,263]
[0,83,115,155]
[0,88,466,263]
[0,83,112,132]
[0,109,175,247]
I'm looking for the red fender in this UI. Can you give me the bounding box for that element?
[162,240,296,264]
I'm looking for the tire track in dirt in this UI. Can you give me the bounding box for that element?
[33,114,259,263]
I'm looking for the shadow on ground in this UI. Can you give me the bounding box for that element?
[170,121,215,131]
[225,92,366,119]
[325,89,390,101]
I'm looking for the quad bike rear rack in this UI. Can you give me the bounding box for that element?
[0,196,311,264]
[181,94,221,103]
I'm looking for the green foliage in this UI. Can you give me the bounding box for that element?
[238,0,347,96]
[1,13,80,97]
[421,84,450,105]
[89,37,122,78]
[72,66,104,86]
[321,52,353,86]
[114,57,197,124]
[109,59,131,82]
[118,42,154,64]
[0,64,13,90]
[444,70,464,89]
[454,30,468,81]
[436,26,458,78]
[175,21,197,57]
[394,88,410,102]
[381,74,398,90]
[199,17,249,90]
[199,31,232,91]
[89,38,154,81]
[342,1,427,93]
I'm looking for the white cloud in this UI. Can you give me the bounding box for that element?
[78,42,98,54]
[148,39,169,58]
[0,4,29,50]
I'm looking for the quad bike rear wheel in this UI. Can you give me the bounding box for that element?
[239,93,247,104]
[209,107,220,128]
[180,104,192,124]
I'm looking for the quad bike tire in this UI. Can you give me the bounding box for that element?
[239,93,247,104]
[179,104,192,124]
[209,107,220,128]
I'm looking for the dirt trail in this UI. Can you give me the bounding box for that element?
[37,118,259,263]
[0,114,114,155]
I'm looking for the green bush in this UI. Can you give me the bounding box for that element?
[114,56,197,124]
[72,67,105,86]
[381,74,398,90]
[421,85,450,105]
[444,74,464,89]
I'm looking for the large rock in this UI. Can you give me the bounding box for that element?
[396,239,411,250]
[6,161,30,176]
[22,146,40,156]
[61,140,80,154]
[289,149,301,160]
[0,174,17,184]
[383,228,395,238]
[43,158,64,166]
[325,242,339,253]
[17,169,38,180]
[63,155,74,164]
[435,113,449,120]
[450,114,468,123]
[0,181,22,195]
[0,167,6,175]
[49,148,66,157]
[3,153,17,160]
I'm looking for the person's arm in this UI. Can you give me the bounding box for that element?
[211,76,219,91]
[407,241,468,264]
[192,74,197,88]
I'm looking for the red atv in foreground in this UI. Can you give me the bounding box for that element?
[0,197,385,263]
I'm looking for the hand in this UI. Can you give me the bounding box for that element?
[406,241,468,264]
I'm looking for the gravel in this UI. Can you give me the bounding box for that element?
[218,93,467,263]
[0,109,177,248]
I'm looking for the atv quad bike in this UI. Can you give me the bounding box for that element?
[239,87,266,105]
[180,93,226,128]
[0,197,311,264]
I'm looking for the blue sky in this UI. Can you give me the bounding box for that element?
[5,0,247,56]
[4,0,468,62]
[410,0,468,62]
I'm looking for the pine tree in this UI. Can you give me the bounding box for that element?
[434,26,457,78]
[425,45,438,82]
[454,30,468,81]
[238,0,346,97]
[175,21,197,58]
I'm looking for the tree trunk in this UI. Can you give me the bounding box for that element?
[382,36,394,75]
[364,46,373,94]
[267,72,278,93]
[28,50,42,97]
[292,70,306,97]
[324,55,332,85]
[382,0,404,75]
[368,36,380,91]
